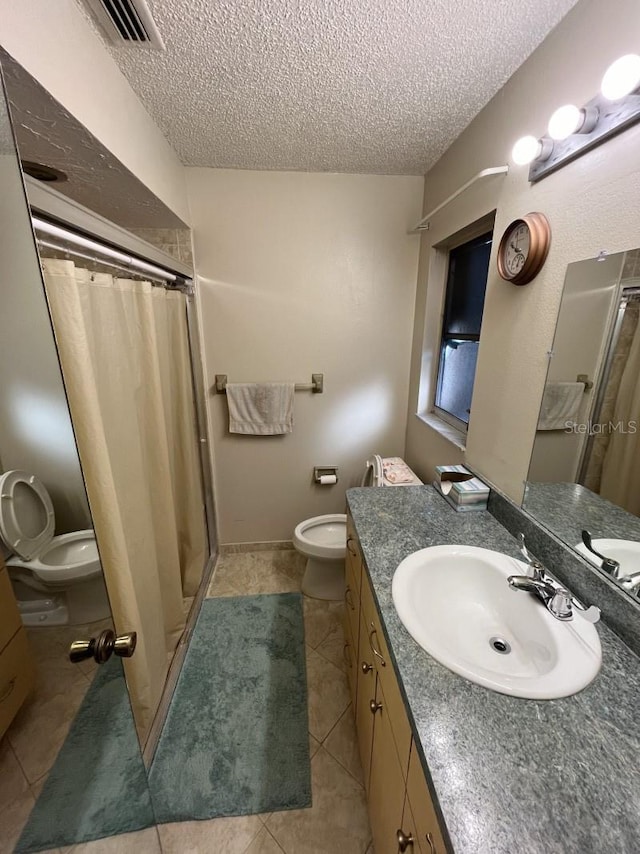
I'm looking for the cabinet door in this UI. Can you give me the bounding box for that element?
[346,514,362,596]
[344,622,358,708]
[355,610,376,790]
[406,740,447,854]
[367,679,406,854]
[361,571,411,771]
[344,531,361,646]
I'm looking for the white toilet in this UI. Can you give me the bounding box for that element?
[293,455,422,600]
[0,470,110,626]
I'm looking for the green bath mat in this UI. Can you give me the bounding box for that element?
[149,593,311,823]
[16,658,155,853]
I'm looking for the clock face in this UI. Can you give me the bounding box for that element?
[504,222,530,277]
[497,213,550,286]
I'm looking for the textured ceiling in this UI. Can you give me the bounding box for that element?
[0,49,187,227]
[77,0,579,174]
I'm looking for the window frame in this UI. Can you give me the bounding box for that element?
[431,218,495,433]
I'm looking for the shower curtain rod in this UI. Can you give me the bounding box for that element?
[36,238,175,287]
[32,216,190,289]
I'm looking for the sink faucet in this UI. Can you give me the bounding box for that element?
[508,534,600,623]
[581,530,622,579]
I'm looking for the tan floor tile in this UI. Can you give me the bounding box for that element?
[0,738,29,811]
[302,597,344,649]
[0,787,35,854]
[60,827,161,853]
[208,552,302,598]
[243,826,285,854]
[305,646,350,741]
[158,815,263,854]
[315,622,347,673]
[323,705,364,785]
[309,733,322,759]
[7,678,89,782]
[266,748,371,854]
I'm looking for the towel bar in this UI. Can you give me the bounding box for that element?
[214,373,323,394]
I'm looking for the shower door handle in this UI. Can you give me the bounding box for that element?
[69,630,137,664]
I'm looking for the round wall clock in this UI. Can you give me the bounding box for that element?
[496,212,551,286]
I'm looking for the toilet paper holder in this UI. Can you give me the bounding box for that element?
[314,466,338,484]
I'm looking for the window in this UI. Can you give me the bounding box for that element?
[434,231,493,429]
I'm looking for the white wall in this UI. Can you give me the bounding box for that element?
[0,153,91,534]
[188,169,423,543]
[405,0,640,502]
[0,0,190,225]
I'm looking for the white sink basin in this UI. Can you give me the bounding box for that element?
[392,545,601,699]
[575,538,640,578]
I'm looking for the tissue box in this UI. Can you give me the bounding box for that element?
[433,465,489,511]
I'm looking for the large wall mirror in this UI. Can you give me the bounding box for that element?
[524,249,640,602]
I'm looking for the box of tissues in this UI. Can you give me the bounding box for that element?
[432,465,489,511]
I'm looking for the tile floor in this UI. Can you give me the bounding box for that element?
[1,551,374,854]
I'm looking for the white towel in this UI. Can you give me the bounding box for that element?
[537,382,585,431]
[226,382,295,435]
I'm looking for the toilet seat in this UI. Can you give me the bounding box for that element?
[0,470,101,582]
[293,514,347,560]
[0,470,55,560]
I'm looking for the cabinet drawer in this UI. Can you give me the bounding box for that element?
[406,740,447,854]
[0,568,22,654]
[0,627,35,739]
[361,573,411,777]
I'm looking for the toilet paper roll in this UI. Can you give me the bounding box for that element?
[319,474,337,485]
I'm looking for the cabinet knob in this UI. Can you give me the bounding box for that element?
[361,662,373,674]
[397,829,414,851]
[369,699,382,714]
[346,536,357,557]
[425,832,436,853]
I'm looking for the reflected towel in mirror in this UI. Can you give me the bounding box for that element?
[537,382,585,431]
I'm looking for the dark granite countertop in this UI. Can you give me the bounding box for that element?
[346,484,640,854]
[523,482,640,547]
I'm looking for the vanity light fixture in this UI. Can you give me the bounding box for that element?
[601,54,640,100]
[547,104,598,140]
[512,53,640,182]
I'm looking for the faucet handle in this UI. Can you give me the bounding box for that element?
[581,530,621,579]
[518,533,544,579]
[549,588,573,620]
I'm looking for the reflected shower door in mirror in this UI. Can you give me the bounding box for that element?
[524,249,640,602]
[0,69,160,853]
[0,45,215,761]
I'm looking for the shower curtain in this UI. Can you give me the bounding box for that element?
[600,310,640,516]
[41,259,206,741]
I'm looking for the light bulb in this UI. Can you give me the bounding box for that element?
[512,136,541,165]
[548,104,583,140]
[601,54,640,100]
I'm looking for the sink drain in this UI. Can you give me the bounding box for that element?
[489,636,511,655]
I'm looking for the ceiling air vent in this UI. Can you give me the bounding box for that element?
[84,0,165,50]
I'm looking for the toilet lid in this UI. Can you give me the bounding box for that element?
[361,455,384,487]
[0,471,55,560]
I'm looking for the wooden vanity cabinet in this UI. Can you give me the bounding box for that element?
[0,555,35,738]
[345,512,448,854]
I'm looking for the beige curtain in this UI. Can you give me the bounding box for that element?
[41,259,206,741]
[600,307,640,516]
